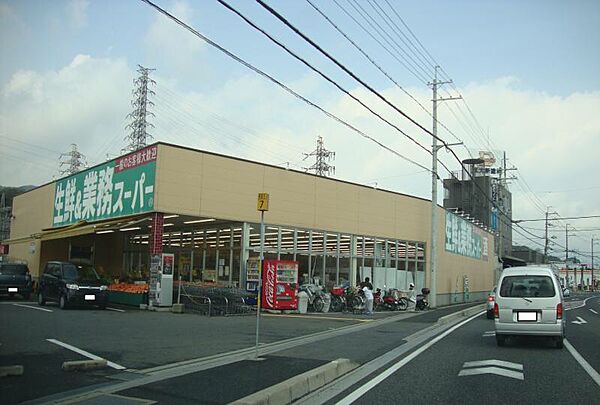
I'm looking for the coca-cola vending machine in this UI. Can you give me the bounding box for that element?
[261,260,299,310]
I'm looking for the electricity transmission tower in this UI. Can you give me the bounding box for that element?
[59,144,87,176]
[124,65,156,152]
[303,136,335,177]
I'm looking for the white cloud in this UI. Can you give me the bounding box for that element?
[143,1,205,76]
[1,54,598,255]
[0,54,134,185]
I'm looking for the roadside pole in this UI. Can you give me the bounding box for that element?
[255,193,269,359]
[428,66,461,308]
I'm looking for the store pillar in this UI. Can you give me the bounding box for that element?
[148,212,173,307]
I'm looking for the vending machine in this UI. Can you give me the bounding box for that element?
[246,258,260,292]
[261,260,299,310]
[149,253,174,307]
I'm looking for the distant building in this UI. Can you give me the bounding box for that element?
[443,156,512,261]
[511,245,560,265]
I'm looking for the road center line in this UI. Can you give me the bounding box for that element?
[106,307,126,313]
[564,339,600,388]
[12,304,53,313]
[335,311,485,405]
[46,338,126,370]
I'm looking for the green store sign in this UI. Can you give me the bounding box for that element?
[52,145,157,227]
[445,211,489,260]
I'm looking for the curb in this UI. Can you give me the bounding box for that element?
[62,359,108,371]
[0,365,24,377]
[230,358,358,405]
[437,303,486,325]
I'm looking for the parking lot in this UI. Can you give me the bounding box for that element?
[1,296,427,404]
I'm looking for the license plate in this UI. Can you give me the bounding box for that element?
[84,295,96,301]
[8,287,18,292]
[518,311,537,321]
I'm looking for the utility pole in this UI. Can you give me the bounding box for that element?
[565,225,569,288]
[59,144,87,176]
[544,208,558,263]
[124,65,156,153]
[303,136,335,177]
[592,236,597,291]
[428,66,460,308]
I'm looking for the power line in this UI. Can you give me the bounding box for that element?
[366,0,435,78]
[139,0,432,174]
[143,0,545,252]
[305,0,465,146]
[360,0,434,79]
[515,214,600,223]
[217,0,436,163]
[331,0,428,85]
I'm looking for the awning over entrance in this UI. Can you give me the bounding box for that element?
[4,214,151,244]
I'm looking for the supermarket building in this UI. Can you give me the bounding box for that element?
[6,142,496,305]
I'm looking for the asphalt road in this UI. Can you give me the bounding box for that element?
[334,293,600,405]
[0,296,479,404]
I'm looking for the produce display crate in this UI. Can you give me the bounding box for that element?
[108,291,148,306]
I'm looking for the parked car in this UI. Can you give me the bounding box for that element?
[486,286,496,319]
[0,262,33,300]
[494,266,565,348]
[38,261,108,309]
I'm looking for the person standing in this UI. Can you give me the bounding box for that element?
[363,284,374,315]
[360,277,373,290]
[407,282,417,311]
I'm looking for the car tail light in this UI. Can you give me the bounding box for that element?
[494,303,499,318]
[557,303,563,320]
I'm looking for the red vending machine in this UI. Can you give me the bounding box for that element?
[261,260,299,310]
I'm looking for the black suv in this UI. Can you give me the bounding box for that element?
[0,262,33,299]
[38,261,108,309]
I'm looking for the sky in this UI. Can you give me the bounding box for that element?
[1,0,599,262]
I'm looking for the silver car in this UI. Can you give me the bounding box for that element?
[494,267,565,348]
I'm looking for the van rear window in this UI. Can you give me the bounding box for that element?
[500,275,556,298]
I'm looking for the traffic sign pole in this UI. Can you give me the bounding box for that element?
[255,193,269,359]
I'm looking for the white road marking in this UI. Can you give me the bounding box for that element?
[458,366,524,380]
[565,295,600,311]
[565,339,600,388]
[46,338,126,370]
[589,309,598,315]
[463,359,523,371]
[335,311,485,405]
[572,316,588,325]
[482,331,495,337]
[106,307,126,313]
[12,304,53,313]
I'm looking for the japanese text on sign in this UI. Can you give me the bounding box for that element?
[52,145,157,227]
[445,211,488,260]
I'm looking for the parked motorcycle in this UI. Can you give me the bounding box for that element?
[298,284,328,312]
[329,286,345,312]
[416,287,430,310]
[381,288,408,311]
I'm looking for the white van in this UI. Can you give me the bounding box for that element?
[494,266,565,348]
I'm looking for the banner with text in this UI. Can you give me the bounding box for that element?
[52,145,157,227]
[445,211,489,261]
